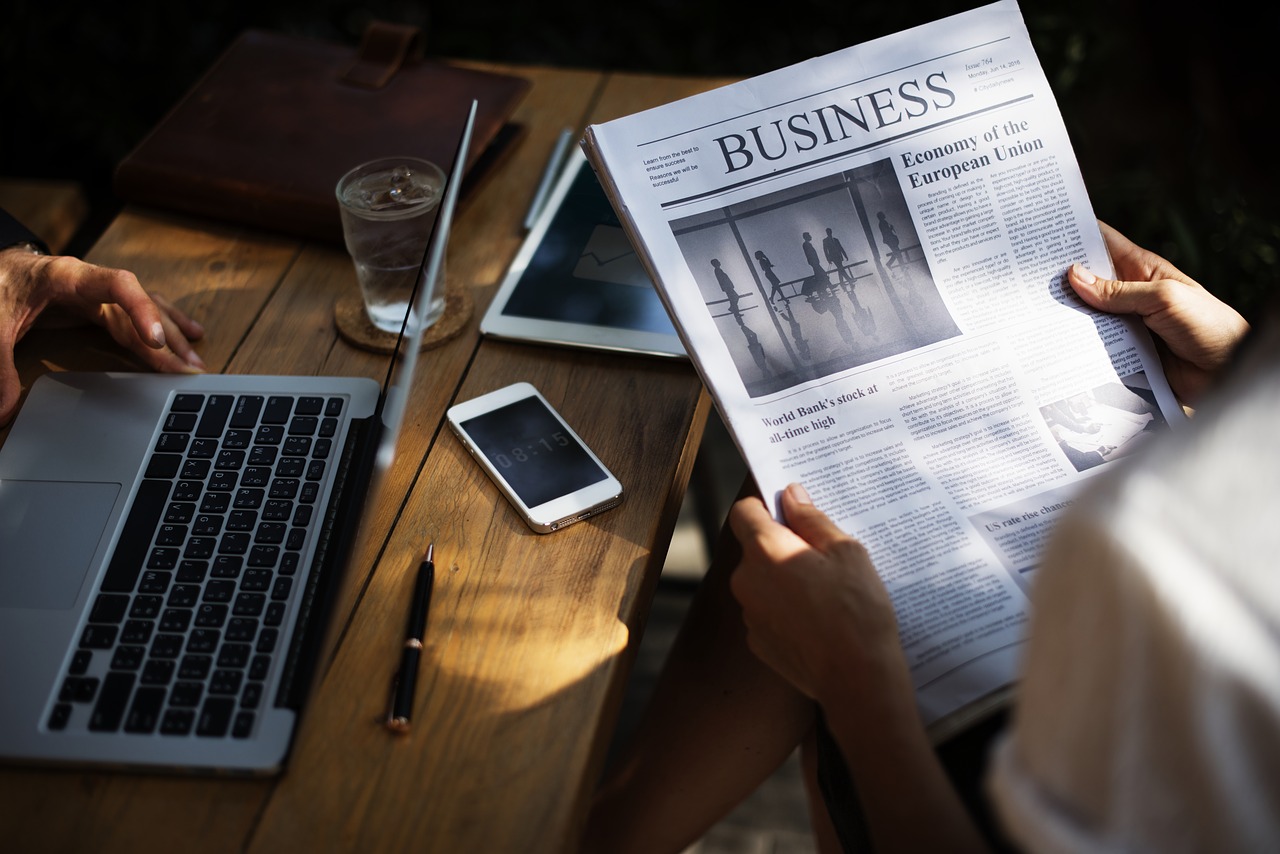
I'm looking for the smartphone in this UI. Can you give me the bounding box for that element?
[446,382,624,532]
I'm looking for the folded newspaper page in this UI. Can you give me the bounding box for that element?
[582,0,1186,737]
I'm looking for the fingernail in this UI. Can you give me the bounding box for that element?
[150,322,166,347]
[186,351,206,369]
[1071,264,1096,285]
[789,483,812,505]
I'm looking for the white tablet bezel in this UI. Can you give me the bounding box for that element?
[480,147,686,360]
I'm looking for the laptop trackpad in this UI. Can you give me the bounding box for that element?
[0,480,120,610]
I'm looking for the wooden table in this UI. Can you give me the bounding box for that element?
[0,61,732,853]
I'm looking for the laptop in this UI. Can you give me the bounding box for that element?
[0,101,478,775]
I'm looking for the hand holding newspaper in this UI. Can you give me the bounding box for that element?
[582,0,1185,737]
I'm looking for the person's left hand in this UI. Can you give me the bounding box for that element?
[728,483,908,707]
[0,249,205,423]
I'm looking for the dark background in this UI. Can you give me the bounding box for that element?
[2,0,1275,320]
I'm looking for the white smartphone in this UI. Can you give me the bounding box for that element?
[446,382,624,533]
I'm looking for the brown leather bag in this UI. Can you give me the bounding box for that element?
[114,21,530,243]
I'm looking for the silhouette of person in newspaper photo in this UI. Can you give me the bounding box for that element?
[801,231,826,281]
[755,249,786,303]
[711,258,740,313]
[823,227,852,287]
[877,211,901,267]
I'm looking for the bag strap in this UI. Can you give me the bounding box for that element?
[340,20,424,89]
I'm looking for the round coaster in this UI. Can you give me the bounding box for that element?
[334,286,474,354]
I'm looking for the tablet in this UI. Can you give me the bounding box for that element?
[481,147,686,359]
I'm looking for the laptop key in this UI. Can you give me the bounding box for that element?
[222,430,253,449]
[139,571,172,594]
[296,396,323,416]
[233,593,266,618]
[47,704,72,731]
[232,711,256,739]
[249,654,271,681]
[110,645,147,671]
[208,471,239,491]
[197,697,235,737]
[146,547,179,570]
[177,655,212,682]
[271,577,293,601]
[149,633,184,659]
[90,593,129,624]
[102,479,170,593]
[155,432,189,454]
[188,438,218,458]
[164,412,198,432]
[68,649,93,675]
[199,492,230,513]
[88,671,135,731]
[210,670,243,696]
[165,502,196,523]
[124,687,165,734]
[241,682,263,709]
[145,453,182,479]
[170,680,205,706]
[121,618,156,645]
[59,676,99,703]
[195,604,228,628]
[226,617,258,642]
[140,659,175,686]
[171,393,204,413]
[195,394,234,438]
[130,596,164,619]
[262,396,294,424]
[231,395,264,428]
[187,629,220,654]
[211,556,243,578]
[255,425,285,445]
[217,644,252,669]
[160,709,195,736]
[167,584,201,607]
[181,459,211,479]
[241,467,271,488]
[80,625,118,649]
[288,415,318,436]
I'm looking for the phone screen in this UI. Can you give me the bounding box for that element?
[457,395,608,508]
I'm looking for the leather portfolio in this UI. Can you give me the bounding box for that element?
[114,22,531,244]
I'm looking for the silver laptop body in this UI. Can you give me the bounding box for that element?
[0,100,477,774]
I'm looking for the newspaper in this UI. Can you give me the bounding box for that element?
[581,0,1186,737]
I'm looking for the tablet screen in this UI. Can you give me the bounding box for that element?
[480,147,685,359]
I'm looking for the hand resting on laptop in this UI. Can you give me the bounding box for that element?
[0,227,206,425]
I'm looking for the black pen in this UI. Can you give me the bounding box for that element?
[387,543,434,733]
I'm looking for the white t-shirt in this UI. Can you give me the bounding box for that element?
[987,320,1280,853]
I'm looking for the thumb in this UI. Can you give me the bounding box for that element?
[1066,262,1169,318]
[779,484,848,553]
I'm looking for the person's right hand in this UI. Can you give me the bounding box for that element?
[1068,221,1250,406]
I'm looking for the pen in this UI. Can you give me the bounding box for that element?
[387,543,434,733]
[523,127,574,230]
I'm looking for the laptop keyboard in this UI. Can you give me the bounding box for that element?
[47,392,347,739]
